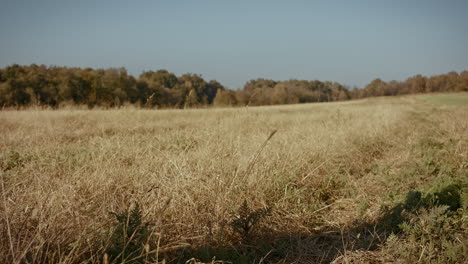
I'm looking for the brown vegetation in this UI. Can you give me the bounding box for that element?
[0,93,467,263]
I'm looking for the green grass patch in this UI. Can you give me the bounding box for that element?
[416,93,468,106]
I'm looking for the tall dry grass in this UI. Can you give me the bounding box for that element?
[0,95,466,263]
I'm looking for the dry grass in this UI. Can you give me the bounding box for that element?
[0,94,467,263]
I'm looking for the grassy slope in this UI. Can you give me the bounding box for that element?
[415,92,468,106]
[0,93,466,263]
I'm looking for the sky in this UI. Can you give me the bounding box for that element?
[1,0,467,89]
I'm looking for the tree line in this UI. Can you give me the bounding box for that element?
[0,64,467,108]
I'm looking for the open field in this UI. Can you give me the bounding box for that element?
[416,92,468,106]
[1,93,467,263]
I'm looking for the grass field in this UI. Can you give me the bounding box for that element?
[416,92,468,106]
[1,93,467,264]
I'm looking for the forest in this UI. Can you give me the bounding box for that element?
[0,64,467,108]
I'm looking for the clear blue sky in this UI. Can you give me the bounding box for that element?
[1,0,467,89]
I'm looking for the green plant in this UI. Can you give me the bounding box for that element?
[2,151,25,171]
[380,179,467,263]
[106,203,154,264]
[424,181,466,211]
[382,180,466,231]
[229,200,271,243]
[384,206,466,263]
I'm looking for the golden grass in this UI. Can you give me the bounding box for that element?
[0,94,467,263]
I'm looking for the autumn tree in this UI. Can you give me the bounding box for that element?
[0,64,466,108]
[213,89,237,106]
